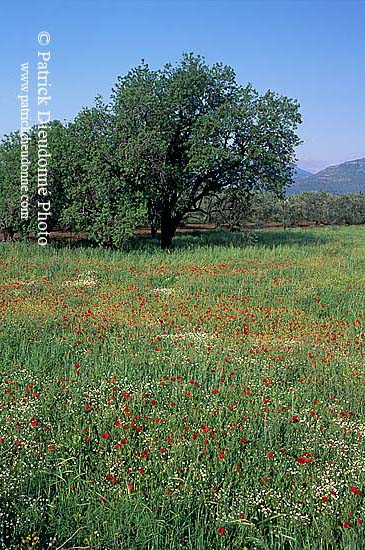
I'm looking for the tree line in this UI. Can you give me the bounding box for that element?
[202,190,365,229]
[0,53,303,248]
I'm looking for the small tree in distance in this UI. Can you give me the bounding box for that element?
[111,53,302,248]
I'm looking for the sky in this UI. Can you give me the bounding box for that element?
[1,0,364,173]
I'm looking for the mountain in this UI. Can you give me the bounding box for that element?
[294,167,314,178]
[288,158,365,195]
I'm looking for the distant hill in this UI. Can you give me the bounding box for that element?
[294,167,314,178]
[288,158,365,195]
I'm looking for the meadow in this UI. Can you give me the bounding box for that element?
[1,226,365,550]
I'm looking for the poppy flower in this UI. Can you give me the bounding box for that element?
[105,475,118,484]
[296,456,313,464]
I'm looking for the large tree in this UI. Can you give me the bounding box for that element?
[111,53,302,248]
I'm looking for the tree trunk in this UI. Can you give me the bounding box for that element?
[160,210,178,250]
[150,224,158,238]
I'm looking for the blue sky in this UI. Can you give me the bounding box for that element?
[1,0,364,173]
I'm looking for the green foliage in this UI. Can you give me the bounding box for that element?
[1,53,302,248]
[0,130,36,238]
[0,122,69,239]
[59,99,147,248]
[111,53,302,247]
[206,190,365,229]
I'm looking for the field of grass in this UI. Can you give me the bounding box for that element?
[1,226,365,550]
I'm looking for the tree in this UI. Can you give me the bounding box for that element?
[0,130,30,240]
[0,121,67,241]
[60,98,147,248]
[111,53,302,248]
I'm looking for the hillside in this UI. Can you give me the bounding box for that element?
[288,158,365,194]
[294,167,314,178]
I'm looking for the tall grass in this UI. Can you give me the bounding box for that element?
[0,226,364,549]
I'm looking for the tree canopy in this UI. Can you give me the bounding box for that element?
[0,53,302,248]
[111,53,302,248]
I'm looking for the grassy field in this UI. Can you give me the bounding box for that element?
[1,226,365,550]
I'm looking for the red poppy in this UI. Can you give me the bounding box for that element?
[105,475,118,484]
[296,456,313,464]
